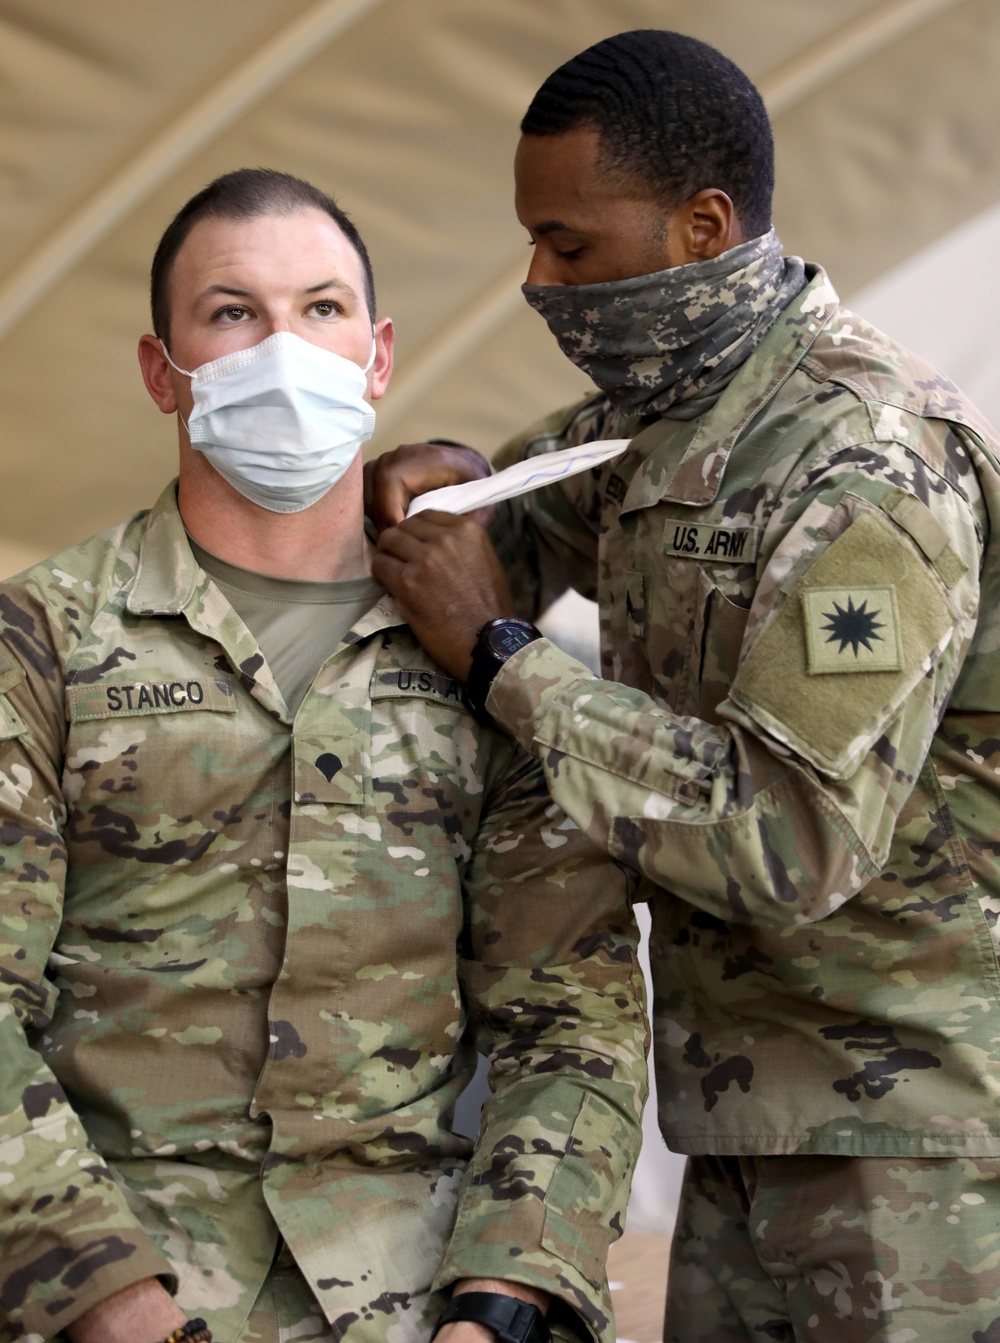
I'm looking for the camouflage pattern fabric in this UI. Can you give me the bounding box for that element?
[240,1244,338,1343]
[522,229,806,421]
[239,1244,583,1343]
[0,484,648,1343]
[664,1152,1000,1342]
[485,264,1000,1159]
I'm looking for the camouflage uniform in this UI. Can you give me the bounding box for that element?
[0,484,647,1343]
[485,266,1000,1336]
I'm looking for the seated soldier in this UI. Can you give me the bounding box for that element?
[0,169,647,1343]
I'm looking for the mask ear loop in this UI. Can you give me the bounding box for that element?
[159,339,195,378]
[158,340,194,433]
[363,329,377,374]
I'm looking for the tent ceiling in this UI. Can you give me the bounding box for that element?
[1,0,998,571]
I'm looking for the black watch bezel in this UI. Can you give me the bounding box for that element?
[462,618,541,727]
[430,1290,551,1343]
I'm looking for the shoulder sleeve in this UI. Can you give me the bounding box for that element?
[0,587,174,1337]
[434,747,647,1343]
[731,492,970,779]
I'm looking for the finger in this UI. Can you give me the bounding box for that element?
[396,509,481,541]
[364,457,410,530]
[366,443,491,531]
[374,522,434,564]
[369,548,407,593]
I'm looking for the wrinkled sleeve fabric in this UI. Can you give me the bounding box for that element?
[434,747,648,1343]
[489,395,614,619]
[485,461,983,930]
[0,587,175,1339]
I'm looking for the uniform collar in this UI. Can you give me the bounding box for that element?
[126,481,403,638]
[619,264,840,515]
[127,481,205,615]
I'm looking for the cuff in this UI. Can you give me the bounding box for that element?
[8,1235,177,1339]
[433,1193,612,1343]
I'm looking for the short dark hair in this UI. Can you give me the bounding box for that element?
[150,168,376,344]
[521,30,773,237]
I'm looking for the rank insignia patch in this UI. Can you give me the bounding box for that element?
[802,586,901,674]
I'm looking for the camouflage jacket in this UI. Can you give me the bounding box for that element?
[487,265,1000,1158]
[0,484,647,1343]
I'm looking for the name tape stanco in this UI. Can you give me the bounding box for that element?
[405,439,631,518]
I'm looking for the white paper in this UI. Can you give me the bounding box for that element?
[406,438,631,518]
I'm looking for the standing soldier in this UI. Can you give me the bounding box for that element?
[370,29,1000,1343]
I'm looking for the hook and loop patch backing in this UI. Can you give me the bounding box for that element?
[730,506,953,779]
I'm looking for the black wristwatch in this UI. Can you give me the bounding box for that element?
[462,618,542,727]
[430,1291,551,1342]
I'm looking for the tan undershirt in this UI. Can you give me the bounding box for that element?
[189,538,382,717]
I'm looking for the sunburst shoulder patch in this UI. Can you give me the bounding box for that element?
[802,586,900,673]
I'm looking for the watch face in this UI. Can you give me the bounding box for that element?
[486,621,536,661]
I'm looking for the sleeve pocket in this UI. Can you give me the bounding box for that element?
[541,1092,620,1288]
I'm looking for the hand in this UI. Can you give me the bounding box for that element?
[65,1277,186,1343]
[372,511,516,681]
[433,1277,550,1343]
[364,442,492,531]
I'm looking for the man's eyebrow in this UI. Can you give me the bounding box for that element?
[529,219,579,237]
[303,277,358,298]
[196,284,254,302]
[194,278,359,302]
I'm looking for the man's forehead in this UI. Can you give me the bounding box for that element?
[172,208,363,290]
[515,128,670,231]
[517,130,625,207]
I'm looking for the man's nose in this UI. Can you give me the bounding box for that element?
[525,248,562,288]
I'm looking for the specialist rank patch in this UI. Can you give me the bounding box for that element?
[802,586,901,674]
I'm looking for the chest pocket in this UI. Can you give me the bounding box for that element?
[59,668,288,884]
[622,509,758,716]
[369,667,484,861]
[369,667,475,784]
[63,671,241,813]
[692,567,755,724]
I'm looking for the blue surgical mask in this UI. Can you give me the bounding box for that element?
[162,331,377,513]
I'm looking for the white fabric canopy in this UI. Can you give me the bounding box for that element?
[1,0,999,575]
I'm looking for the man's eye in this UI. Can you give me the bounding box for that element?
[215,305,249,322]
[311,300,341,317]
[558,247,584,261]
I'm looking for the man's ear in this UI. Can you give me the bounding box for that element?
[138,334,178,414]
[667,189,745,264]
[368,316,395,401]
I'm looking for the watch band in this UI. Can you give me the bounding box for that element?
[430,1291,551,1342]
[462,617,541,728]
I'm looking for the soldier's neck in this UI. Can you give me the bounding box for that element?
[177,451,371,582]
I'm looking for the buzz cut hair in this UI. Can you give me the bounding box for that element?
[150,167,376,344]
[521,29,774,238]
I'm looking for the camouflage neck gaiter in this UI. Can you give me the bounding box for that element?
[522,229,807,421]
